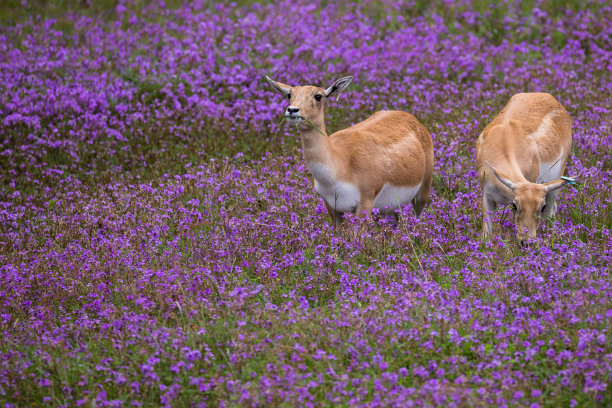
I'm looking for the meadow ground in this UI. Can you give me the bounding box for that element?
[0,0,611,406]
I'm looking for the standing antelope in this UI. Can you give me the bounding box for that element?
[476,93,576,244]
[266,76,434,227]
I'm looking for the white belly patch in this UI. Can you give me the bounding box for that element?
[374,183,421,210]
[308,162,360,213]
[315,180,360,213]
[307,162,420,213]
[538,149,564,183]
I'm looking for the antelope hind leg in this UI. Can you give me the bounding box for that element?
[324,200,344,228]
[482,194,497,239]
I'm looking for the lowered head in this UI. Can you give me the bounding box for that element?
[485,161,574,245]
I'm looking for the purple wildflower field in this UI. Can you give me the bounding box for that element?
[1,0,611,406]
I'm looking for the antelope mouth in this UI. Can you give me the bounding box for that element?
[285,115,304,123]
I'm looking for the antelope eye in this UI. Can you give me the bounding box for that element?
[541,204,547,213]
[287,93,291,100]
[314,94,322,101]
[511,202,518,212]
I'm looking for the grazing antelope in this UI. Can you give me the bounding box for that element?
[266,75,434,227]
[476,93,575,244]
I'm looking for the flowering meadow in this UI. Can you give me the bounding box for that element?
[1,0,611,406]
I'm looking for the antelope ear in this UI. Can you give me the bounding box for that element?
[325,76,353,98]
[544,176,576,193]
[485,161,515,190]
[265,76,292,95]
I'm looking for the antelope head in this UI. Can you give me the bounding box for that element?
[485,161,574,245]
[265,76,353,132]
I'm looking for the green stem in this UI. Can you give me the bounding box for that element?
[279,116,327,137]
[302,117,327,137]
[275,117,286,139]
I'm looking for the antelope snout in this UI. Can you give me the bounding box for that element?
[285,106,301,118]
[517,230,537,247]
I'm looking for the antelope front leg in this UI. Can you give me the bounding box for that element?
[543,191,558,219]
[389,210,400,227]
[355,197,374,233]
[324,200,344,228]
[482,194,497,239]
[356,197,374,219]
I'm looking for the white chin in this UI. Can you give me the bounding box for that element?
[286,117,303,125]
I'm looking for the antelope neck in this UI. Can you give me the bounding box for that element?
[496,139,530,184]
[299,123,336,168]
[504,163,529,184]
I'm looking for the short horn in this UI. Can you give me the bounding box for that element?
[265,76,292,95]
[485,161,515,190]
[325,76,353,98]
[544,176,576,193]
